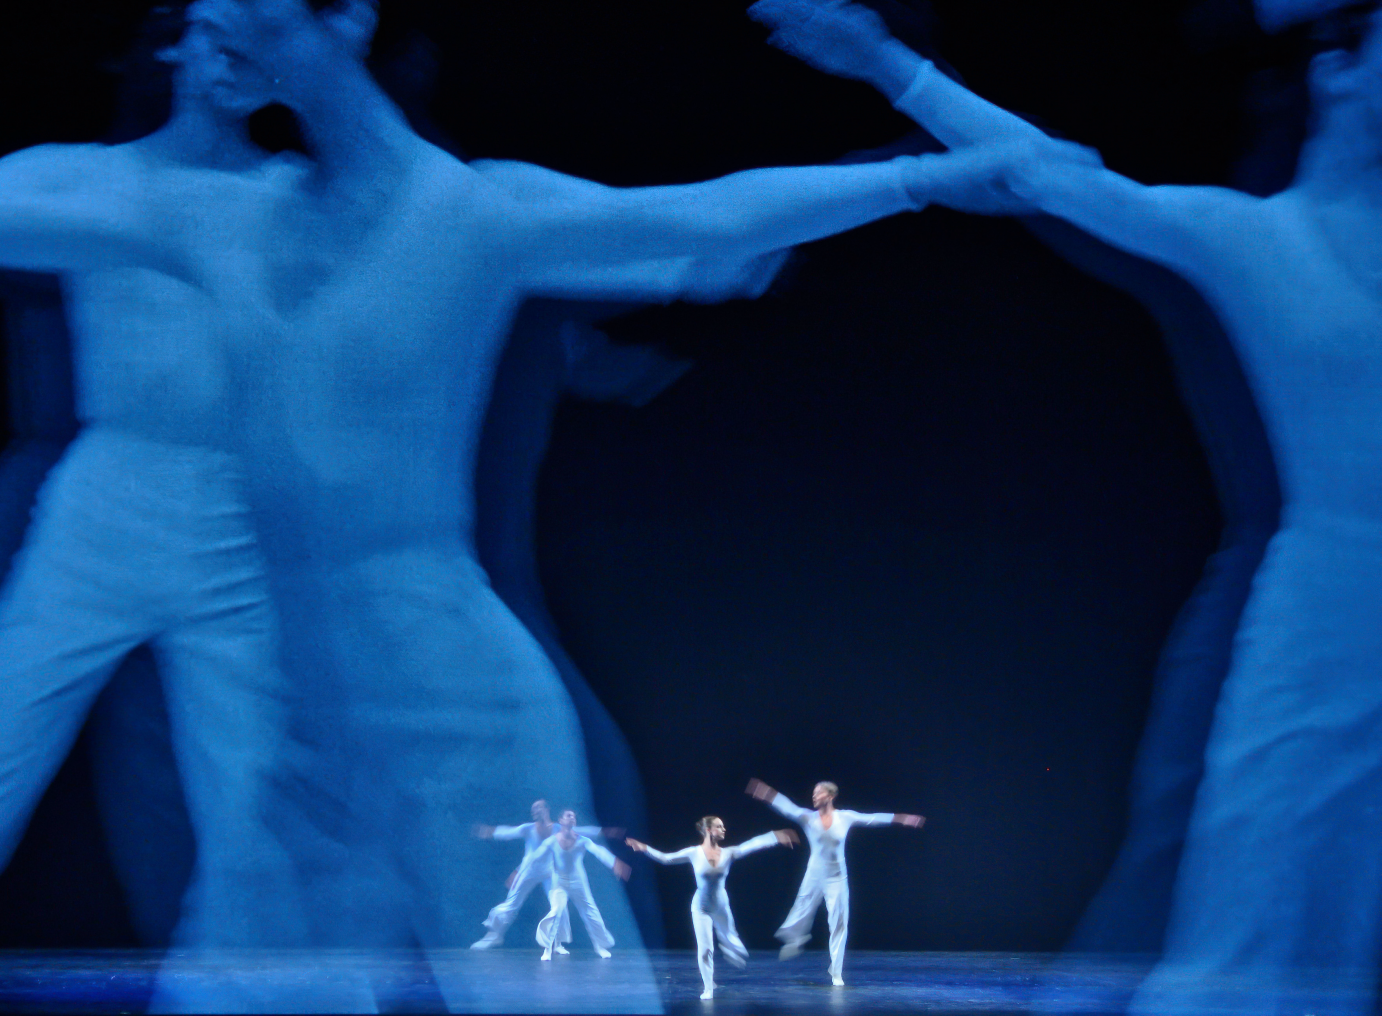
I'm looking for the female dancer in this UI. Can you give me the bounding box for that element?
[627,817,799,999]
[524,809,632,960]
[747,779,923,986]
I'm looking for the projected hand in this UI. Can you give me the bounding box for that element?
[749,0,894,83]
[774,829,801,847]
[603,827,627,840]
[746,778,778,801]
[474,824,497,839]
[625,838,650,852]
[906,139,1101,215]
[613,859,633,882]
[895,813,925,829]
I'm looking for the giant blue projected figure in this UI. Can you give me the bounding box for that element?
[746,0,1285,960]
[755,0,1382,1011]
[81,0,1061,1008]
[0,13,310,976]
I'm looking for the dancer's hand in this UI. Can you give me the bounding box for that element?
[895,813,925,828]
[746,778,778,801]
[474,824,496,839]
[902,139,1102,216]
[625,838,649,852]
[774,829,801,847]
[613,859,633,881]
[603,827,627,840]
[749,0,893,85]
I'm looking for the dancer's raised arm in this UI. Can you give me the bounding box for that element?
[747,0,1257,285]
[625,839,698,865]
[728,829,801,858]
[746,778,815,823]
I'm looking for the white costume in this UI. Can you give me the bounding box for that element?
[771,794,893,981]
[641,831,783,996]
[523,833,622,957]
[480,820,603,945]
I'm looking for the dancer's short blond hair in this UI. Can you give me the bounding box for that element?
[816,781,839,798]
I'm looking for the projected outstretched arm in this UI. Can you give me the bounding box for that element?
[0,147,197,279]
[747,0,1257,287]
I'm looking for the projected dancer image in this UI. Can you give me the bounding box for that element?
[0,12,312,986]
[472,798,621,951]
[747,779,924,985]
[748,0,1285,961]
[751,1,1382,1011]
[626,817,800,1000]
[151,0,1084,1001]
[521,809,632,961]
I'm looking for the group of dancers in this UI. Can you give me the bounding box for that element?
[0,0,1378,1011]
[474,782,923,999]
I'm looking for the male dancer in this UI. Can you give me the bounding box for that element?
[746,778,923,985]
[754,2,1382,1012]
[748,0,1284,959]
[472,798,618,951]
[523,809,632,961]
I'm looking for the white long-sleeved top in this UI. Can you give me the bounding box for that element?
[771,795,893,882]
[642,832,780,909]
[493,822,602,864]
[524,832,619,886]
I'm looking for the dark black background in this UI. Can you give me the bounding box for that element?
[0,0,1289,953]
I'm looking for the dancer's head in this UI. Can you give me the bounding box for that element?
[812,782,838,809]
[1305,6,1382,139]
[531,799,551,823]
[558,809,577,830]
[696,817,726,843]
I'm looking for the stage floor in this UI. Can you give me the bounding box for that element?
[0,949,1162,1015]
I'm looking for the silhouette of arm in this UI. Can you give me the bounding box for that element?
[491,823,532,842]
[0,145,191,278]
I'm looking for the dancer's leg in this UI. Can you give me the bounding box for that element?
[476,865,545,945]
[712,903,748,970]
[775,874,825,957]
[0,435,166,866]
[823,877,849,982]
[567,876,615,956]
[1131,527,1382,1016]
[692,907,716,996]
[537,887,569,958]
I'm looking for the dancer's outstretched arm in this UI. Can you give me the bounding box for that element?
[749,0,1044,148]
[728,830,801,859]
[748,0,1258,284]
[625,840,698,865]
[0,146,192,278]
[475,823,531,841]
[847,810,925,828]
[583,838,633,881]
[497,144,1057,296]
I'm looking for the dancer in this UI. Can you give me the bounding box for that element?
[627,817,799,999]
[522,809,631,960]
[472,798,618,951]
[753,2,1382,1011]
[747,0,1285,959]
[747,779,923,985]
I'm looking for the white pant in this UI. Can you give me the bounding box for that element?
[0,431,308,1007]
[692,891,748,992]
[483,864,572,945]
[776,872,850,979]
[538,874,615,953]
